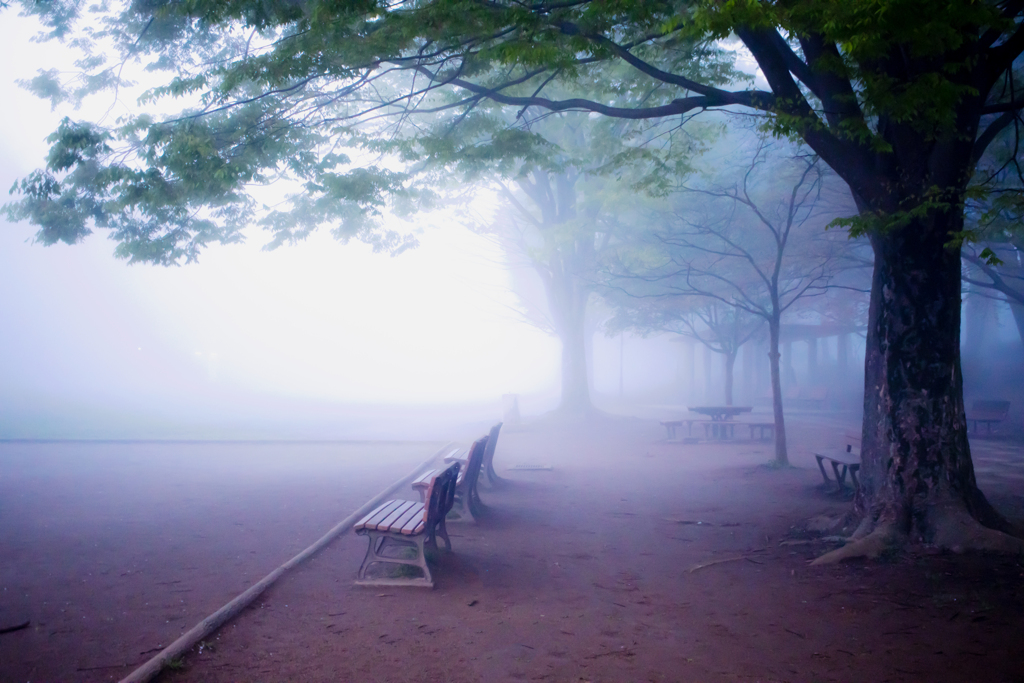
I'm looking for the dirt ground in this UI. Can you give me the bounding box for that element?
[1,414,1023,683]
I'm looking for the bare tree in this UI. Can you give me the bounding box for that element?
[607,297,763,406]
[604,141,857,464]
[963,241,1024,345]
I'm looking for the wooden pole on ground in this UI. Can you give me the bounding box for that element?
[118,442,455,683]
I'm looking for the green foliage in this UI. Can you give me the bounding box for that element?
[5,0,747,263]
[5,0,1023,265]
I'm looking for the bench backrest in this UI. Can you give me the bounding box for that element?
[970,400,1010,417]
[483,422,502,471]
[462,436,487,494]
[423,462,460,526]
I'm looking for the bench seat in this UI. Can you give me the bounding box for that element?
[813,431,861,492]
[357,500,429,536]
[353,462,459,588]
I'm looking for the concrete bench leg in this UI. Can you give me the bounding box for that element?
[449,491,477,523]
[830,461,848,490]
[815,455,832,486]
[848,464,860,489]
[355,531,434,587]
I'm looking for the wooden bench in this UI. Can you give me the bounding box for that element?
[481,422,503,485]
[966,400,1010,436]
[411,447,465,499]
[696,420,736,439]
[414,436,487,523]
[745,422,775,441]
[660,420,687,439]
[813,431,861,492]
[353,462,459,587]
[662,418,773,441]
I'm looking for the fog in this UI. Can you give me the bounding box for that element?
[3,11,1023,445]
[0,17,557,438]
[0,15,686,440]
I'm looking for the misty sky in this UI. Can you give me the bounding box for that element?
[0,13,563,438]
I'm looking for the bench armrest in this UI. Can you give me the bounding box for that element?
[443,447,468,463]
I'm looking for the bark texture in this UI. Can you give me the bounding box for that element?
[815,210,1024,563]
[856,221,1009,537]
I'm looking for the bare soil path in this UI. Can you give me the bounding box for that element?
[1,416,1022,682]
[0,440,444,681]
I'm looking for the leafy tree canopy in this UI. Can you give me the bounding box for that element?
[4,0,737,263]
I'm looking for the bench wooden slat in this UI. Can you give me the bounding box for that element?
[355,500,395,527]
[401,515,427,536]
[390,503,426,535]
[375,500,418,532]
[355,500,405,531]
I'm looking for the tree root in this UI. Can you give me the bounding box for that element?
[810,503,1024,565]
[810,523,900,565]
[929,503,1024,555]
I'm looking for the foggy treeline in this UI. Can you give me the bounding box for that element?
[477,116,1024,422]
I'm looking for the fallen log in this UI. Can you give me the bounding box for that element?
[119,442,455,683]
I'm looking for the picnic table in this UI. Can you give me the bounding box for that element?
[965,400,1010,436]
[679,406,754,439]
[688,406,753,421]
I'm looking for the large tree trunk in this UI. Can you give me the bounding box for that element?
[548,272,593,415]
[767,318,789,466]
[817,210,1022,562]
[558,313,591,414]
[858,222,1000,526]
[516,169,598,417]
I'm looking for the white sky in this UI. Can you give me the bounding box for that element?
[0,12,561,437]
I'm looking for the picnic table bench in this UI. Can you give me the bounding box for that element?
[413,435,487,523]
[353,462,459,587]
[659,420,688,439]
[660,418,724,439]
[660,417,774,441]
[813,431,861,492]
[746,422,775,441]
[966,400,1010,435]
